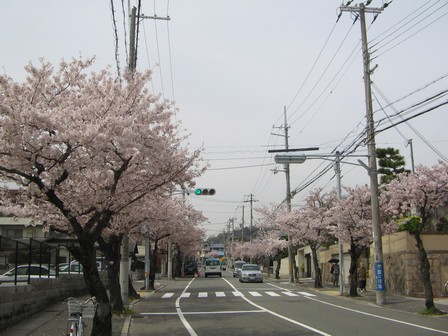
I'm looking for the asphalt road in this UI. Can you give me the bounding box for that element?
[128,271,448,336]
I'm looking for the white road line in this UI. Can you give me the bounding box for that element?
[305,296,448,335]
[140,310,265,316]
[180,292,191,298]
[215,291,226,297]
[223,279,331,336]
[248,291,262,297]
[269,281,448,335]
[282,291,299,297]
[233,291,244,297]
[162,293,174,299]
[198,292,208,298]
[265,291,281,297]
[175,278,198,336]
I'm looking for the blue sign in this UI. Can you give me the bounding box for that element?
[374,262,385,291]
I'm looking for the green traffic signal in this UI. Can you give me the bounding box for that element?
[194,188,216,196]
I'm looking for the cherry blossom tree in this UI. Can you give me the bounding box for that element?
[135,195,205,287]
[331,185,396,296]
[254,204,292,278]
[297,188,337,288]
[0,58,203,335]
[381,161,448,313]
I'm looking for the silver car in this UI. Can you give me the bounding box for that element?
[239,264,263,283]
[0,264,56,283]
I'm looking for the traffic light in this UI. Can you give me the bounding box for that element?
[194,188,216,196]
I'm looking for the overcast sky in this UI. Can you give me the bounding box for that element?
[1,0,447,237]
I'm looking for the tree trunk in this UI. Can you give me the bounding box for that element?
[98,235,124,313]
[311,246,322,288]
[147,239,159,290]
[69,240,112,336]
[128,274,140,299]
[292,251,299,283]
[275,255,281,279]
[348,242,359,297]
[414,231,437,311]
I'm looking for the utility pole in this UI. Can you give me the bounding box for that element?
[283,107,295,284]
[340,2,386,305]
[120,5,138,307]
[123,5,172,301]
[240,205,245,243]
[244,194,257,243]
[272,107,295,283]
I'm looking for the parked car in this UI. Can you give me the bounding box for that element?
[184,261,198,276]
[232,260,247,277]
[58,262,83,274]
[239,264,263,283]
[0,264,56,283]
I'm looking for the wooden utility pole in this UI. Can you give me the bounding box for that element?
[340,2,386,305]
[244,194,257,243]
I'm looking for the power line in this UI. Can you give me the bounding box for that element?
[371,1,448,59]
[109,0,122,80]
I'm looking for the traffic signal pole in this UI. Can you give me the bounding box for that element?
[340,3,386,305]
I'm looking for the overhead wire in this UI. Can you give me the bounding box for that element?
[279,20,340,125]
[134,0,142,70]
[142,20,157,94]
[283,2,448,206]
[372,82,448,162]
[286,21,357,127]
[121,0,129,66]
[371,1,448,60]
[110,0,122,81]
[370,0,437,48]
[153,0,166,99]
[165,0,176,103]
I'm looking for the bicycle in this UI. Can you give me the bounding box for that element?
[66,297,97,336]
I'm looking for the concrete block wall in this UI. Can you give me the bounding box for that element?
[0,273,108,332]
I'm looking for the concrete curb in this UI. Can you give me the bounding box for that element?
[121,283,168,336]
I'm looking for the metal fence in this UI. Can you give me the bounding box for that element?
[0,236,78,285]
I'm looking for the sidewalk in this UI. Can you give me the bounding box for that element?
[294,277,448,316]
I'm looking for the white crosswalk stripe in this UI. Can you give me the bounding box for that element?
[160,291,311,299]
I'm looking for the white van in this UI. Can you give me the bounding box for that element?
[204,258,222,277]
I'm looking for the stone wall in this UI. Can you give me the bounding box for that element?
[313,232,448,297]
[381,232,448,297]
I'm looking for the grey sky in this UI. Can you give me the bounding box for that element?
[1,1,447,236]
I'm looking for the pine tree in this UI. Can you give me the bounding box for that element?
[376,147,410,184]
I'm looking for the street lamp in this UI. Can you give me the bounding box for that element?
[274,152,349,295]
